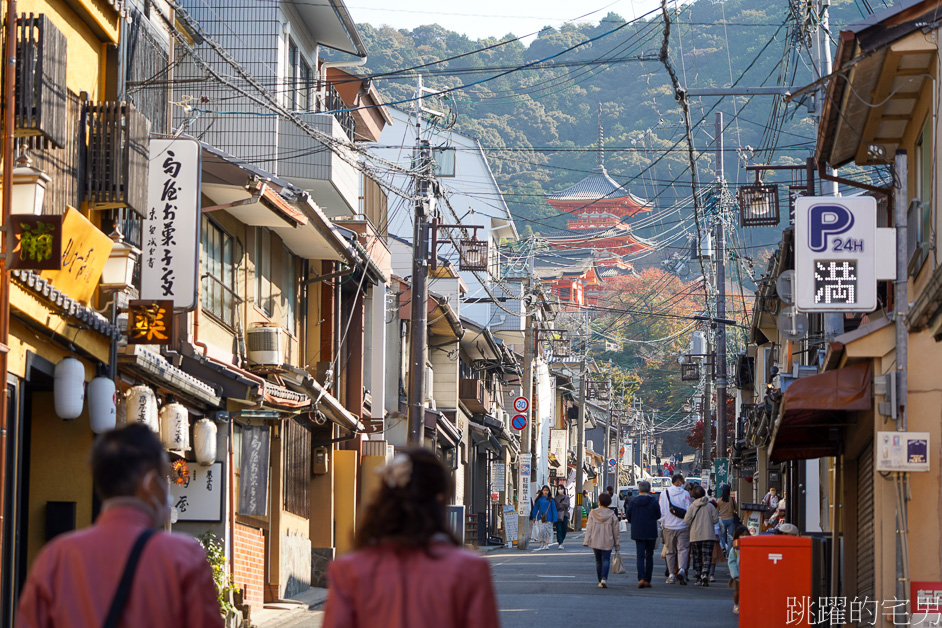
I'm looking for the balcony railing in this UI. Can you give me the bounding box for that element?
[85,101,151,216]
[459,378,491,414]
[320,81,356,142]
[14,13,67,148]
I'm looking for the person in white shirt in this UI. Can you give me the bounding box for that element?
[658,473,694,585]
[606,486,622,517]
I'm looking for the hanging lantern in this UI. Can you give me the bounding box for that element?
[159,402,190,451]
[193,419,217,466]
[87,376,116,434]
[115,390,127,427]
[125,385,158,433]
[54,357,85,420]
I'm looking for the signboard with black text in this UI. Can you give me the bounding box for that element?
[142,137,201,310]
[238,425,270,516]
[795,196,877,312]
[170,462,223,522]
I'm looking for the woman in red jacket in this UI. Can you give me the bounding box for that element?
[324,449,500,628]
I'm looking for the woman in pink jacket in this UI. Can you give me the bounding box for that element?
[323,449,500,628]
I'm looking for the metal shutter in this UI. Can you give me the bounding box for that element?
[856,442,875,599]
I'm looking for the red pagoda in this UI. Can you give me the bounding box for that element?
[542,109,654,260]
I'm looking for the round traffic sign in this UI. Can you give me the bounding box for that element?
[513,396,529,413]
[511,414,527,430]
[608,458,617,467]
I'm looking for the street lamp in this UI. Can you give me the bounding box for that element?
[100,226,140,292]
[10,151,50,216]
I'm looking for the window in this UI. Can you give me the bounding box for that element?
[255,228,273,316]
[910,121,933,274]
[287,39,299,110]
[282,248,299,335]
[201,215,236,326]
[284,417,311,517]
[299,62,312,112]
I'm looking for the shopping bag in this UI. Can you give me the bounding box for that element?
[611,551,626,574]
[619,520,628,533]
[712,540,726,564]
[660,544,667,559]
[530,521,541,543]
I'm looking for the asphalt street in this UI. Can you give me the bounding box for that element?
[487,529,739,628]
[259,528,740,628]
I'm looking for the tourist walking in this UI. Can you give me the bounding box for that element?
[530,485,558,551]
[324,449,499,628]
[625,480,660,588]
[685,485,720,586]
[606,486,621,517]
[658,473,693,585]
[16,424,223,628]
[583,492,620,588]
[728,525,749,614]
[716,484,738,552]
[554,483,570,550]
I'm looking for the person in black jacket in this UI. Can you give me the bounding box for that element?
[626,480,661,588]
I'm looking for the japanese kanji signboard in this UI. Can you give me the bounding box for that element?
[40,208,114,304]
[127,300,174,345]
[11,215,62,271]
[142,137,200,310]
[795,196,877,312]
[169,462,223,522]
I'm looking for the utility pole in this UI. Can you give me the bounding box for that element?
[517,260,535,549]
[892,149,909,623]
[702,335,713,475]
[714,112,728,462]
[574,312,588,530]
[407,77,433,447]
[604,365,613,491]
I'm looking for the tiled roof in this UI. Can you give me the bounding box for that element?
[546,166,653,206]
[12,270,118,338]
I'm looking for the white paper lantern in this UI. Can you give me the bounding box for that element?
[193,419,217,466]
[87,376,116,434]
[125,385,159,433]
[54,357,85,420]
[159,402,190,451]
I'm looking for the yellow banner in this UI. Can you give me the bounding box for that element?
[40,208,114,304]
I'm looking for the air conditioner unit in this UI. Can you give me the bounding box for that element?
[425,366,434,402]
[246,325,284,366]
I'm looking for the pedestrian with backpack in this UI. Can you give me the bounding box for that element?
[658,473,693,585]
[530,485,558,551]
[685,485,720,586]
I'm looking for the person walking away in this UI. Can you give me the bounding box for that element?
[16,424,223,628]
[728,525,749,614]
[530,485,558,551]
[554,483,570,550]
[625,480,660,588]
[684,485,720,586]
[324,449,499,628]
[583,492,620,588]
[716,484,738,552]
[606,486,621,518]
[659,473,693,585]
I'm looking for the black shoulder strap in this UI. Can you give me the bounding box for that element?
[103,528,158,628]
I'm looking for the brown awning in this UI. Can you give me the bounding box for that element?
[769,361,872,462]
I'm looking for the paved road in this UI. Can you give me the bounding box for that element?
[487,529,739,628]
[260,528,739,628]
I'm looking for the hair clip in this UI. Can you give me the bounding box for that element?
[378,453,413,489]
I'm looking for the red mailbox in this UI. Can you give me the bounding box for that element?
[739,535,814,627]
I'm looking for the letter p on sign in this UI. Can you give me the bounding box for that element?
[808,204,854,252]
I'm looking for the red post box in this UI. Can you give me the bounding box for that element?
[739,535,814,627]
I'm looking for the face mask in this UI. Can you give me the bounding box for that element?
[146,472,173,527]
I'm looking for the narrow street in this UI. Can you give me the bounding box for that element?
[488,530,738,628]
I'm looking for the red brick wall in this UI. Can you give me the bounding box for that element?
[233,524,265,610]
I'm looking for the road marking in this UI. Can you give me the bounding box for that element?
[536,575,576,578]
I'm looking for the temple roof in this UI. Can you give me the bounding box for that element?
[546,166,653,212]
[539,225,654,250]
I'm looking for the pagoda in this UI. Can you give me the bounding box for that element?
[542,107,654,260]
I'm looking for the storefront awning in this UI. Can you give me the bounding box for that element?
[769,361,872,462]
[469,417,502,454]
[119,345,222,408]
[425,410,461,448]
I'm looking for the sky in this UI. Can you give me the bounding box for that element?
[345,0,672,41]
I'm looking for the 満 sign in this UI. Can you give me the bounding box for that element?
[795,196,877,312]
[142,138,201,310]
